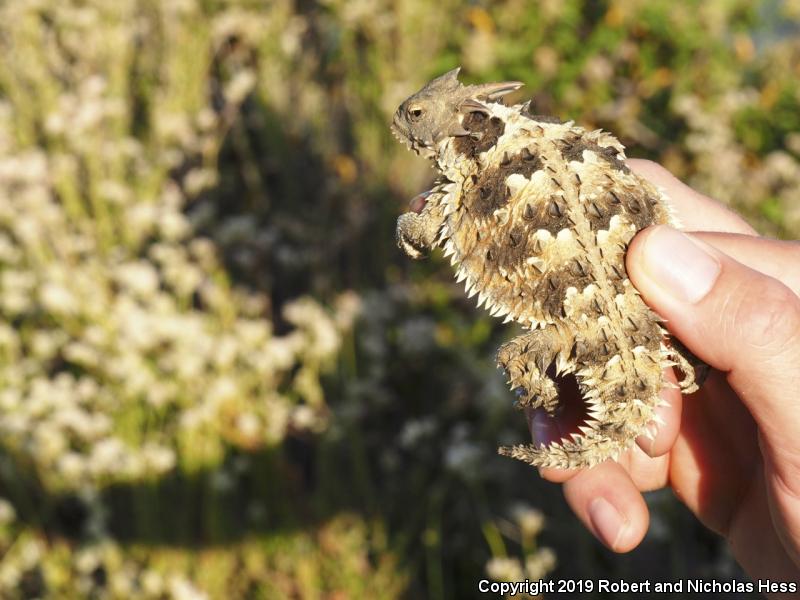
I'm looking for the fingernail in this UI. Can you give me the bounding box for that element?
[640,226,721,303]
[588,497,627,550]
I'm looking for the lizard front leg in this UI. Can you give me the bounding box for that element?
[396,188,447,259]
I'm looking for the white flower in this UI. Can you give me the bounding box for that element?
[75,547,101,574]
[64,341,99,368]
[159,211,191,242]
[142,443,177,474]
[115,261,160,296]
[224,70,256,105]
[39,281,78,315]
[205,377,238,407]
[525,547,557,580]
[333,290,361,330]
[264,398,290,444]
[30,330,65,359]
[444,439,483,478]
[57,452,87,481]
[0,560,20,590]
[290,405,320,431]
[32,423,68,464]
[0,498,16,526]
[19,538,43,568]
[168,575,209,600]
[399,418,436,448]
[0,233,21,262]
[89,437,129,476]
[141,569,165,596]
[196,107,217,131]
[235,412,261,439]
[0,389,21,411]
[511,504,545,539]
[183,168,217,197]
[486,556,523,582]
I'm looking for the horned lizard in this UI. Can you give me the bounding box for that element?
[391,68,704,470]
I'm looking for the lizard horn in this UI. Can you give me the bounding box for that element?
[467,80,524,101]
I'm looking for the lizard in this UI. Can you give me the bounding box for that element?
[391,68,705,469]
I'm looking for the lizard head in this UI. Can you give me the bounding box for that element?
[391,68,523,159]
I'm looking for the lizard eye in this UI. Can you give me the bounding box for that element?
[408,107,424,121]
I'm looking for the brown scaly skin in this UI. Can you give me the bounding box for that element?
[392,68,705,470]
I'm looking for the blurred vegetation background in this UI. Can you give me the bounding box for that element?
[0,0,798,598]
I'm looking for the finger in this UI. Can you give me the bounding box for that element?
[539,446,670,491]
[624,444,670,492]
[668,370,759,535]
[627,159,757,235]
[538,464,578,483]
[635,367,682,458]
[563,460,649,552]
[691,232,800,297]
[628,225,800,561]
[627,225,800,456]
[726,464,800,592]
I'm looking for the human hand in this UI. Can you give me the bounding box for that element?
[533,159,800,594]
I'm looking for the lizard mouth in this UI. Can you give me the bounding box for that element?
[390,121,435,159]
[528,369,598,449]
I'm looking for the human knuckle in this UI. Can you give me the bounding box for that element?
[734,278,800,351]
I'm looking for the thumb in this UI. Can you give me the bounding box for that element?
[627,225,800,558]
[626,225,800,444]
